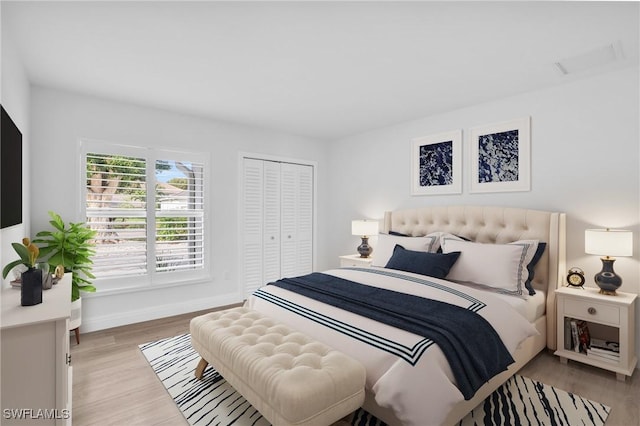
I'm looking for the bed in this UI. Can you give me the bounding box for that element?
[245,205,566,425]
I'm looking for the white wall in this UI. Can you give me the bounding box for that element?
[0,28,31,288]
[29,87,330,331]
[327,66,640,362]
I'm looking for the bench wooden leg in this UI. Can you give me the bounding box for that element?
[195,358,209,380]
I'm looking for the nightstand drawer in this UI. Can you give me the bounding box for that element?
[564,299,620,325]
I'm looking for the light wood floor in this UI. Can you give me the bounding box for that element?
[72,309,639,426]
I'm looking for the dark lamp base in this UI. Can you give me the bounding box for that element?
[594,257,622,296]
[357,236,373,258]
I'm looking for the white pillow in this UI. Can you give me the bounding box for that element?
[371,233,439,267]
[440,238,539,297]
[433,232,465,250]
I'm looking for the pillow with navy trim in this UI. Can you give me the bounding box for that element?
[384,245,461,279]
[440,238,540,297]
[371,233,440,267]
[524,242,546,296]
[432,232,470,253]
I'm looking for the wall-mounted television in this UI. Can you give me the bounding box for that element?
[1,105,23,229]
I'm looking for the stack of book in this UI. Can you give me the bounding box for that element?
[567,319,590,354]
[587,338,620,364]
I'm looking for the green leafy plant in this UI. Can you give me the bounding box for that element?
[2,237,41,278]
[34,211,97,302]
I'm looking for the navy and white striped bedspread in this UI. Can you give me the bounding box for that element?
[246,267,539,426]
[269,272,514,400]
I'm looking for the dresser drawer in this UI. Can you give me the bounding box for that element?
[564,298,620,325]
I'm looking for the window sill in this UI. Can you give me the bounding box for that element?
[82,275,214,299]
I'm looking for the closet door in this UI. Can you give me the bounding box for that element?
[241,157,314,297]
[242,158,265,295]
[262,161,281,283]
[280,163,313,278]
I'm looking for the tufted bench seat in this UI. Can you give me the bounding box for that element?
[190,307,366,426]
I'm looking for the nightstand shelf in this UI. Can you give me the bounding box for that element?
[555,286,637,381]
[339,254,374,268]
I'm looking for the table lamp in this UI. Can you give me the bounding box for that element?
[352,220,379,258]
[585,228,633,295]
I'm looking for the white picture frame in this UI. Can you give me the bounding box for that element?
[468,117,530,193]
[411,130,462,196]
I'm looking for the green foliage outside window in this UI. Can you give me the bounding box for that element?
[156,217,188,241]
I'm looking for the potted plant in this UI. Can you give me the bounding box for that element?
[2,237,43,306]
[34,211,97,342]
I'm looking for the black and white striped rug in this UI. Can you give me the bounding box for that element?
[140,334,610,426]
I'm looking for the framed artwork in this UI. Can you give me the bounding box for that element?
[469,117,530,193]
[411,130,462,195]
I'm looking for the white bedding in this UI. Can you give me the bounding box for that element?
[245,267,538,426]
[495,289,546,323]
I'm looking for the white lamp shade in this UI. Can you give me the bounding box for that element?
[352,219,379,237]
[585,229,633,257]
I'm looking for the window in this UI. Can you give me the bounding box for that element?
[82,141,208,288]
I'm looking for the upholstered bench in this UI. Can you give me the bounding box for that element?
[190,307,366,426]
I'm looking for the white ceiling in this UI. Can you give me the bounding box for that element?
[2,1,638,140]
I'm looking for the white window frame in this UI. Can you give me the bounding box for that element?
[79,139,211,292]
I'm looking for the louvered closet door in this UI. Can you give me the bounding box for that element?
[242,158,265,295]
[280,163,313,278]
[262,161,281,283]
[242,158,314,297]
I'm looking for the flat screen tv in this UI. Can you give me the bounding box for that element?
[1,105,23,229]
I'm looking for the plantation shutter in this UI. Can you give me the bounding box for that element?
[154,159,205,273]
[85,148,207,283]
[86,153,148,279]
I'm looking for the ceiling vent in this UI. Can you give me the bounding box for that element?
[554,42,624,75]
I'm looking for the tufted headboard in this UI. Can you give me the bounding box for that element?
[383,205,566,349]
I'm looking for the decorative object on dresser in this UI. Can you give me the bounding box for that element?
[34,211,97,344]
[2,237,43,306]
[411,129,462,195]
[566,267,586,288]
[584,228,633,295]
[555,286,637,381]
[351,219,379,258]
[37,262,54,290]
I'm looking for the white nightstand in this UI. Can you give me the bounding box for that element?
[339,254,374,268]
[555,286,637,381]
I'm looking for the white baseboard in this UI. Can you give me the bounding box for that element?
[80,293,244,333]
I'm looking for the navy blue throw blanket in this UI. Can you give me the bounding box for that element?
[270,272,514,400]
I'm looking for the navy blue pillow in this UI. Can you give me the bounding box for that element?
[388,231,409,236]
[524,242,546,296]
[385,245,461,279]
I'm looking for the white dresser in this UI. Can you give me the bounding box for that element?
[1,274,72,425]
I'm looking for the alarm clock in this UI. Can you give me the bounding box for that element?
[566,267,585,288]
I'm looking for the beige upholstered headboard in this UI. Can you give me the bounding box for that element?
[383,205,566,350]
